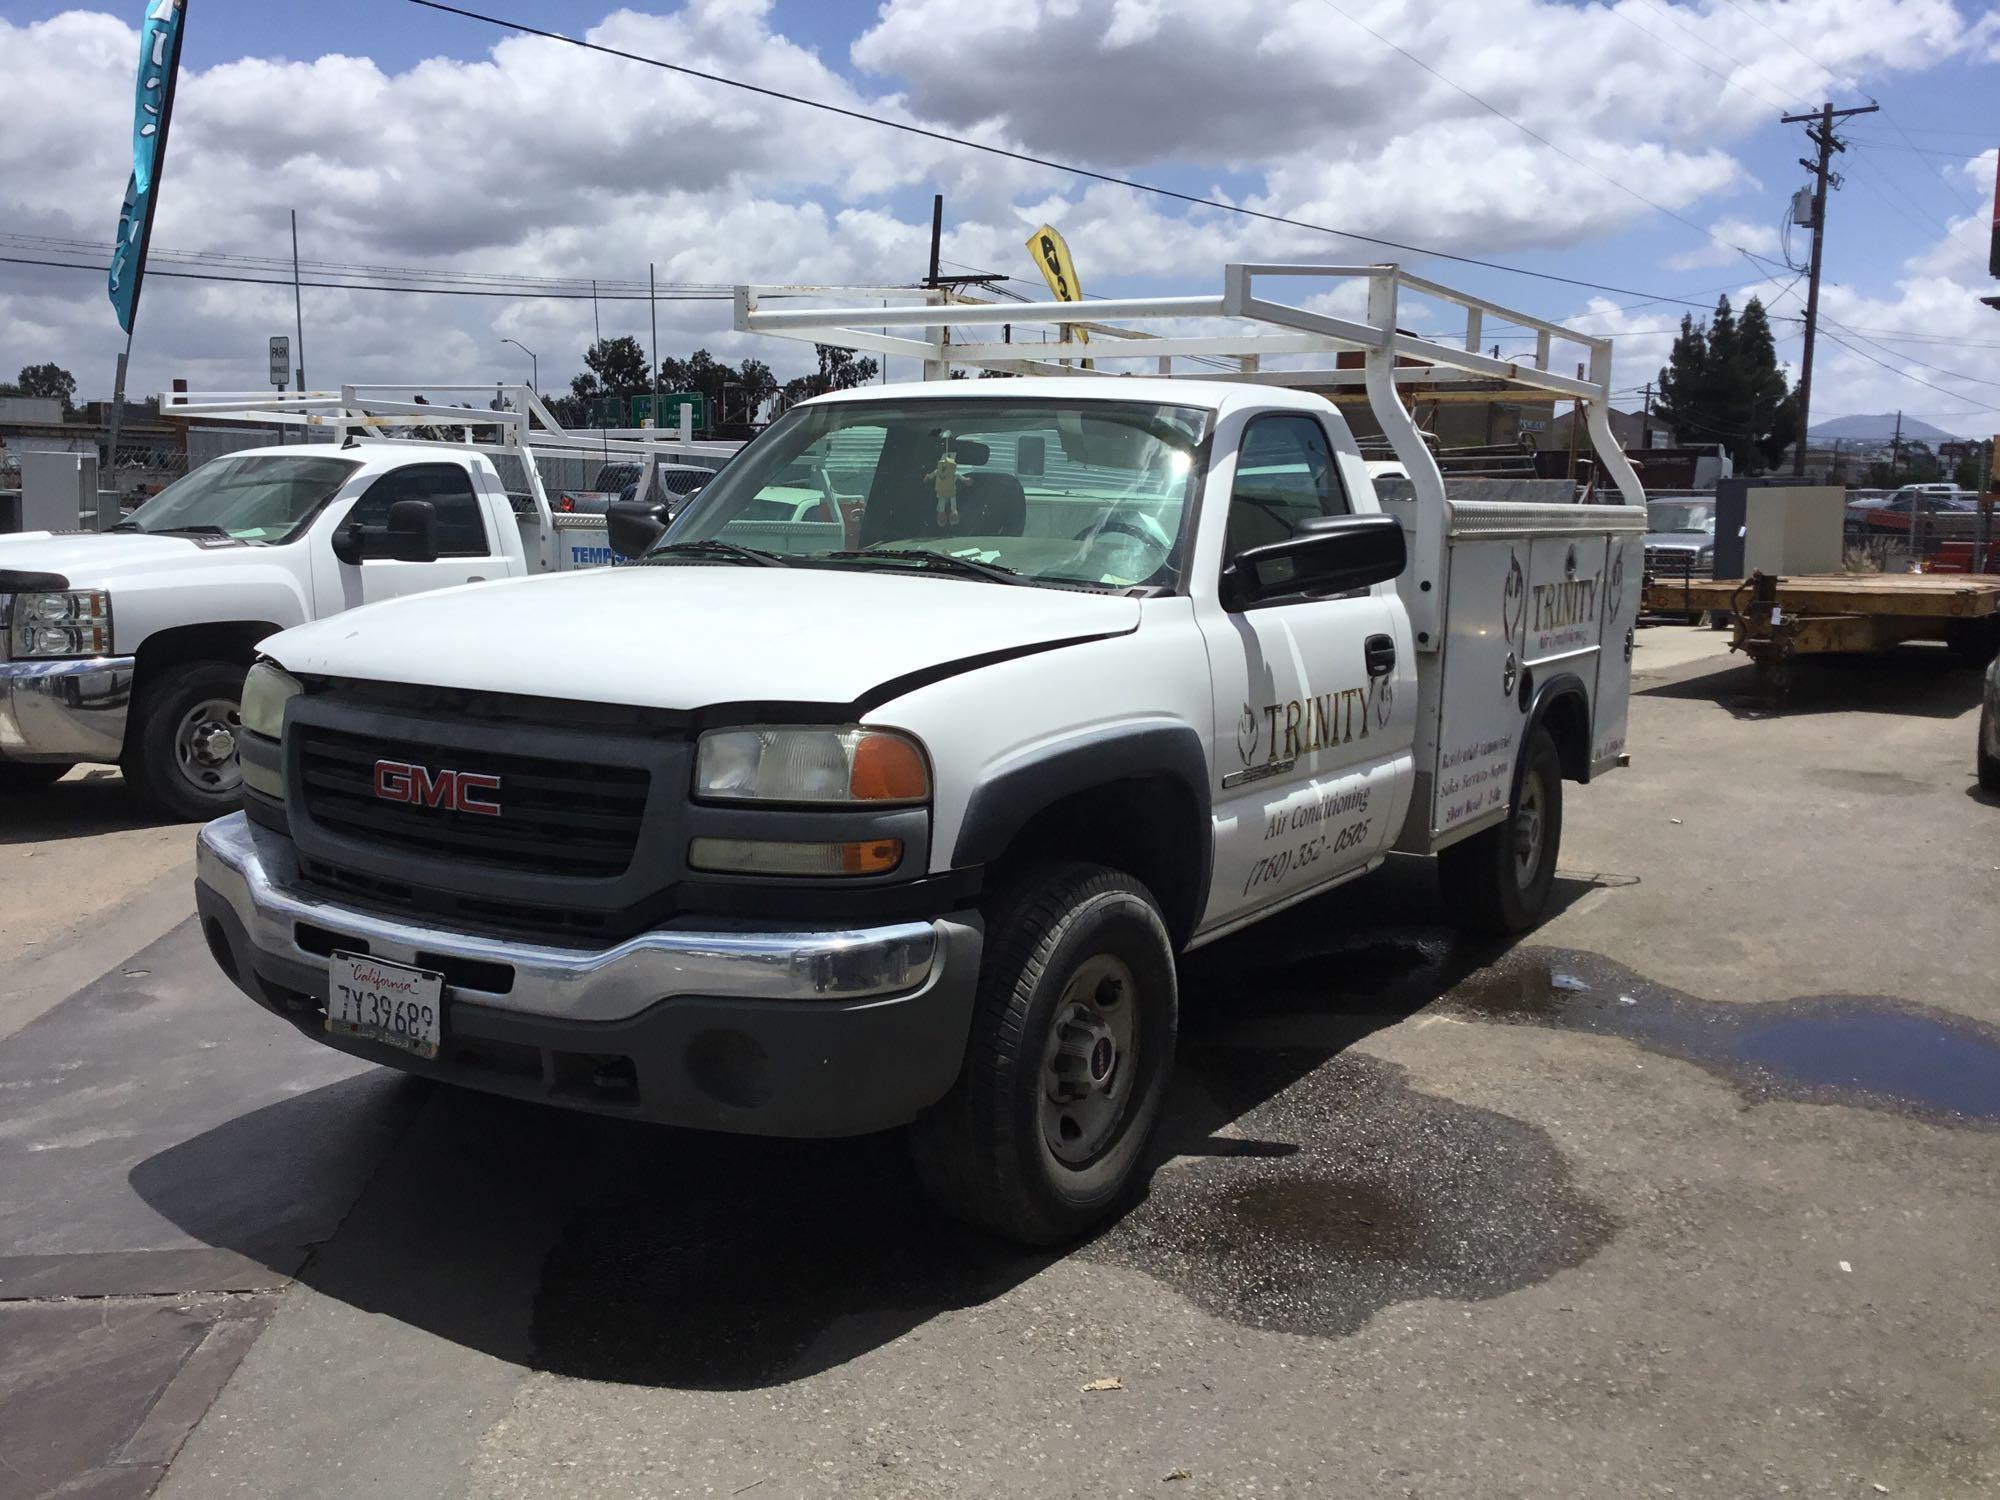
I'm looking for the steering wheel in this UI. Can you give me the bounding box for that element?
[1074,518,1157,545]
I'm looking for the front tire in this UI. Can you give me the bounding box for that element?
[1980,704,2000,794]
[911,863,1178,1246]
[1438,726,1564,936]
[121,659,249,821]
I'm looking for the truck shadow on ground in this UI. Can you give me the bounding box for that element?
[130,862,1616,1391]
[1636,643,1985,721]
[0,769,187,846]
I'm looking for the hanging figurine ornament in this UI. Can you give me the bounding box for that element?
[926,433,961,527]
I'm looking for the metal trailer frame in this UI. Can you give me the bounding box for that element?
[157,384,740,545]
[1641,571,2000,698]
[732,262,1645,653]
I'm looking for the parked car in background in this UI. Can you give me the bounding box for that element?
[1846,487,1978,539]
[1643,498,1716,579]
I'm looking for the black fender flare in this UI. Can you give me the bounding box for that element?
[951,723,1212,935]
[1520,669,1593,783]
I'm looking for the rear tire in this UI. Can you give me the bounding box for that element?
[1438,726,1564,936]
[121,659,249,822]
[911,862,1177,1246]
[0,761,73,790]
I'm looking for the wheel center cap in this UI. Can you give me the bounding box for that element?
[1089,1036,1116,1083]
[198,726,237,764]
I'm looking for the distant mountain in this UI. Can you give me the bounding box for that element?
[1810,412,1961,443]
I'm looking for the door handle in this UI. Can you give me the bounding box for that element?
[1365,634,1396,677]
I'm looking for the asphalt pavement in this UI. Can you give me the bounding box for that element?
[2,625,1997,1499]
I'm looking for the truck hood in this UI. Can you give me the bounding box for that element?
[265,564,1143,712]
[0,530,250,588]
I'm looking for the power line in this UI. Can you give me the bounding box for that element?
[0,254,734,301]
[1611,0,1794,113]
[402,0,1758,313]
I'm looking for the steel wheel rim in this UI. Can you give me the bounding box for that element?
[173,697,242,795]
[1512,773,1545,889]
[1039,953,1140,1167]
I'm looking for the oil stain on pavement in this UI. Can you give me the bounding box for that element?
[1445,948,2000,1125]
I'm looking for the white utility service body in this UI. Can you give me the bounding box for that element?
[194,264,1645,1244]
[0,384,732,816]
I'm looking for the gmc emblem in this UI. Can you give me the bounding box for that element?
[373,760,502,817]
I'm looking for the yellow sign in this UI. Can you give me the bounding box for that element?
[1025,224,1088,349]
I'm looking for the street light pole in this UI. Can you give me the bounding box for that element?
[501,338,537,392]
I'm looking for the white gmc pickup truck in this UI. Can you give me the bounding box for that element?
[192,267,1647,1243]
[0,386,724,818]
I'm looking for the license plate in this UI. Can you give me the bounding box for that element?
[327,952,443,1059]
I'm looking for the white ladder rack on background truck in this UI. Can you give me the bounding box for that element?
[158,383,740,522]
[733,262,1647,654]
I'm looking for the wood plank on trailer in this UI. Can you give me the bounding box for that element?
[1645,574,2000,619]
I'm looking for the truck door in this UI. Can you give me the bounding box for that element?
[1194,412,1419,934]
[309,460,503,615]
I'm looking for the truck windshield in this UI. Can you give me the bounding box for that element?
[119,455,361,544]
[1646,501,1714,535]
[656,397,1212,591]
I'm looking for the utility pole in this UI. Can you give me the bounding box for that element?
[1892,410,1903,479]
[290,210,306,393]
[1783,100,1878,476]
[1640,380,1652,450]
[926,193,943,288]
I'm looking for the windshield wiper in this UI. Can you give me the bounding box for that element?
[822,549,1024,585]
[641,539,790,568]
[149,525,232,537]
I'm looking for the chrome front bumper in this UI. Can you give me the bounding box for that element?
[195,812,952,1023]
[194,813,982,1135]
[0,656,136,764]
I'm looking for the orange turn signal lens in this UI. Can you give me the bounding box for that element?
[849,732,929,802]
[689,837,905,877]
[841,838,904,875]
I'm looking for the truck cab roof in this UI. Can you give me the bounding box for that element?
[795,376,1335,420]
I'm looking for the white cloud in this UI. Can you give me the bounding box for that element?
[0,0,1994,432]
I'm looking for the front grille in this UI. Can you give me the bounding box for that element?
[294,724,650,879]
[1645,545,1703,578]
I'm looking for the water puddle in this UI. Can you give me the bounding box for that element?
[1446,949,2000,1124]
[1084,1046,1615,1338]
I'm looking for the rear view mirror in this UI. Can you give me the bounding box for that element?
[331,521,367,567]
[1222,513,1407,610]
[386,500,441,563]
[608,497,671,559]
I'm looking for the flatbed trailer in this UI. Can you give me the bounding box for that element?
[1644,571,2000,696]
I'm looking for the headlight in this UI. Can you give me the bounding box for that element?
[694,727,929,804]
[239,662,302,801]
[240,661,302,739]
[7,591,111,658]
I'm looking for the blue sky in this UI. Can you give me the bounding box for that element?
[2,0,1996,432]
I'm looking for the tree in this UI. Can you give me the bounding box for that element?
[1651,295,1798,473]
[15,363,78,415]
[776,344,880,410]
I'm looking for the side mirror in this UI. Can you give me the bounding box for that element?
[607,497,671,559]
[331,520,367,567]
[1221,513,1407,610]
[386,499,441,563]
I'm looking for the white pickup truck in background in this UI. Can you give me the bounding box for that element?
[194,265,1646,1244]
[0,386,734,818]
